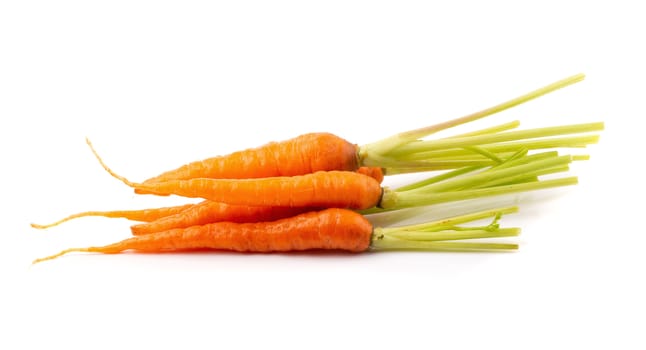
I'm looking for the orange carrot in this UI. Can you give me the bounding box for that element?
[131,74,593,189]
[31,167,384,230]
[139,132,358,184]
[89,139,581,212]
[356,166,384,184]
[130,202,314,235]
[30,203,195,229]
[137,171,383,210]
[34,209,373,263]
[33,207,522,263]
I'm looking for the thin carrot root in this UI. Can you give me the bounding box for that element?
[33,247,97,264]
[31,213,98,229]
[30,203,196,229]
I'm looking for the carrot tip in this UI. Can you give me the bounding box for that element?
[86,138,139,188]
[32,247,93,264]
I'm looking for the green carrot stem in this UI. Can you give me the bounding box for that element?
[401,134,599,161]
[387,122,604,156]
[445,120,521,138]
[362,73,586,157]
[386,227,520,241]
[410,155,572,193]
[472,165,570,189]
[371,236,519,251]
[395,166,483,192]
[382,177,578,209]
[379,206,519,232]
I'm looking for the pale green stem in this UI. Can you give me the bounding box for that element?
[395,166,483,192]
[462,146,504,163]
[386,177,578,209]
[472,165,570,189]
[412,155,572,193]
[383,149,556,174]
[379,206,519,232]
[388,122,604,156]
[402,134,599,161]
[362,73,586,157]
[488,151,557,170]
[383,162,493,173]
[387,227,520,241]
[371,236,519,251]
[444,120,521,139]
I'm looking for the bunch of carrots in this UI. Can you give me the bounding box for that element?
[31,74,603,263]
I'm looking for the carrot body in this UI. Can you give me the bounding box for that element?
[34,208,373,263]
[132,171,383,210]
[131,201,315,235]
[356,166,384,184]
[141,133,358,183]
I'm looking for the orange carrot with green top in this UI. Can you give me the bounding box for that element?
[33,207,522,264]
[134,74,601,190]
[89,139,582,212]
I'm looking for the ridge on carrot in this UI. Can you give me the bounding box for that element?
[88,139,581,212]
[33,207,521,264]
[135,73,601,190]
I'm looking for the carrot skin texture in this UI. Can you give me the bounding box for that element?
[131,201,316,235]
[35,209,373,262]
[133,171,383,210]
[140,133,359,184]
[356,166,384,184]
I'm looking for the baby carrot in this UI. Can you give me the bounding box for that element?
[135,74,601,187]
[33,207,521,263]
[90,139,580,211]
[30,166,384,230]
[130,202,315,235]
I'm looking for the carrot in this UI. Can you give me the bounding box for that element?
[133,74,601,189]
[30,203,195,229]
[356,166,384,183]
[30,166,384,230]
[130,202,315,235]
[90,139,581,211]
[33,207,522,263]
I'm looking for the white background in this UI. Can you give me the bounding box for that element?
[1,1,644,349]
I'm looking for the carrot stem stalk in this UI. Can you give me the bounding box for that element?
[386,122,603,157]
[361,73,587,161]
[371,206,520,251]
